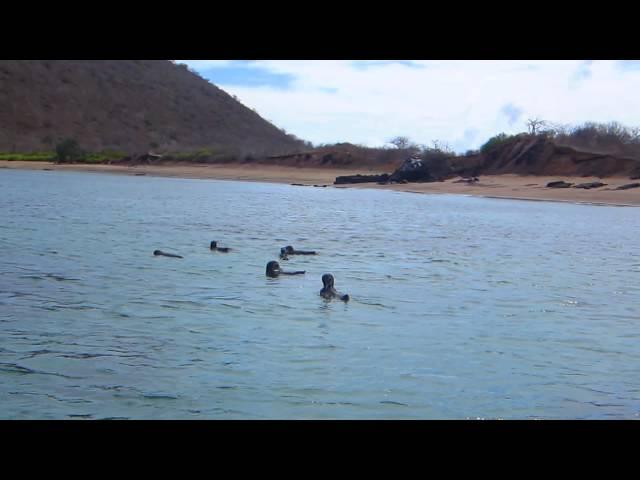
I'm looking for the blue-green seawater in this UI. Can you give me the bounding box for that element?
[1,169,638,419]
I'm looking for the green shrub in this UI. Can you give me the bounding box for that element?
[480,133,515,154]
[55,138,84,163]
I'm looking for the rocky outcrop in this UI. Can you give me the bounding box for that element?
[547,181,573,188]
[334,173,390,184]
[574,182,607,189]
[388,156,435,183]
[614,182,640,190]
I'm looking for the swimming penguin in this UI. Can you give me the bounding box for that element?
[210,241,231,253]
[320,273,349,302]
[153,250,183,259]
[279,245,317,259]
[265,260,305,278]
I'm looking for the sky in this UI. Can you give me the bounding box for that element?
[176,60,640,152]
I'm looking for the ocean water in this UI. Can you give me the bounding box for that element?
[1,169,639,419]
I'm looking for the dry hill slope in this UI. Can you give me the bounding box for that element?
[0,60,304,156]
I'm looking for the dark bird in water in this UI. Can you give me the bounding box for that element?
[210,241,231,253]
[279,245,317,260]
[154,250,183,259]
[320,274,349,302]
[265,260,305,278]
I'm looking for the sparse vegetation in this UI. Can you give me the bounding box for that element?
[0,152,55,161]
[162,148,236,164]
[418,143,455,177]
[389,136,412,149]
[83,150,127,163]
[553,121,640,145]
[526,118,547,135]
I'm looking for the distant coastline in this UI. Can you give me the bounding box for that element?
[2,160,639,207]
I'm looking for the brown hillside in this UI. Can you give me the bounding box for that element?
[0,60,304,155]
[452,135,640,179]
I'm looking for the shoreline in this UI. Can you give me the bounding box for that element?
[2,160,640,207]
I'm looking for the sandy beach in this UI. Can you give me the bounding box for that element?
[2,160,640,206]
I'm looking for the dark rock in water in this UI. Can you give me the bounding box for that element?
[574,182,607,189]
[630,175,640,180]
[546,181,573,188]
[290,183,305,186]
[615,182,640,190]
[334,173,390,185]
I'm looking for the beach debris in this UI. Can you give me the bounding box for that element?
[614,182,640,190]
[453,176,479,184]
[546,181,573,188]
[573,182,607,189]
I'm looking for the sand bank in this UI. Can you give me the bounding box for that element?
[2,161,639,206]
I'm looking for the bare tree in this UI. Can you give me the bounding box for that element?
[526,118,547,135]
[389,136,411,149]
[431,139,453,153]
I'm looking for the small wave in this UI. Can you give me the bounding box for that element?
[380,400,410,407]
[0,363,36,375]
[220,303,242,310]
[357,300,395,311]
[44,273,80,282]
[142,393,180,400]
[18,275,45,280]
[0,362,84,379]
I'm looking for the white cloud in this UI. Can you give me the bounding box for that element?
[181,60,640,151]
